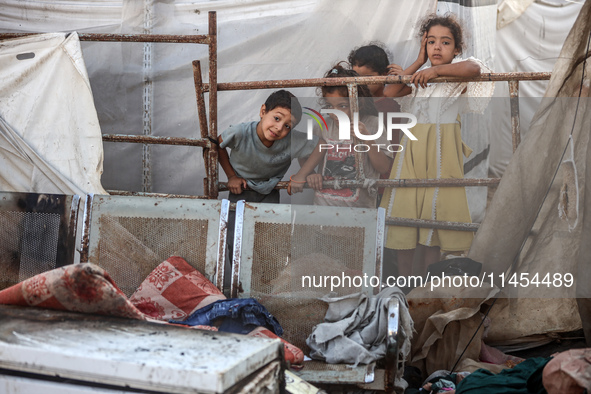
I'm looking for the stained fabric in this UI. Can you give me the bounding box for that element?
[0,263,145,320]
[407,285,501,377]
[542,348,591,394]
[247,326,305,366]
[0,33,106,195]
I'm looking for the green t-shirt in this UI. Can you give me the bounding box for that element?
[456,357,550,394]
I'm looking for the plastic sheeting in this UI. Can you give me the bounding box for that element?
[491,0,583,177]
[2,0,438,199]
[497,0,535,29]
[0,32,107,195]
[0,2,581,193]
[0,0,506,222]
[436,0,497,222]
[0,116,81,195]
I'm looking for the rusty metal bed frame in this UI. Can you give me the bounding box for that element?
[0,12,551,234]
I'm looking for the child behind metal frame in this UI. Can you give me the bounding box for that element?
[306,63,393,209]
[348,43,403,209]
[217,89,325,204]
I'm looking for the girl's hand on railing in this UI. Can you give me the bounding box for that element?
[287,175,306,195]
[411,67,439,89]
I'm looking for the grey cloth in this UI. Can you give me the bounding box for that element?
[306,286,413,368]
[219,121,319,194]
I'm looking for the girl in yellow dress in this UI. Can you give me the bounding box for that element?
[381,14,494,277]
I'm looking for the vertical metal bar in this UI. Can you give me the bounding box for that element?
[55,194,79,268]
[142,0,154,192]
[207,11,219,199]
[374,207,385,296]
[231,200,245,298]
[347,83,362,180]
[66,195,81,266]
[216,199,230,292]
[509,80,521,152]
[192,60,209,138]
[193,60,212,196]
[79,194,94,264]
[385,298,400,393]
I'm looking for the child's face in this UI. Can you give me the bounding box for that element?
[426,25,460,66]
[321,92,351,122]
[352,65,382,97]
[256,105,295,146]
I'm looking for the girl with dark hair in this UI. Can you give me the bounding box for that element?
[348,43,401,98]
[348,43,404,210]
[306,63,393,208]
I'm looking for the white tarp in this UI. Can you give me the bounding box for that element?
[491,0,583,177]
[0,2,582,195]
[497,0,535,29]
[0,32,107,195]
[0,116,82,195]
[0,0,505,222]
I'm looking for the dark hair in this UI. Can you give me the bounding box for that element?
[347,43,390,75]
[419,13,464,56]
[264,89,302,124]
[319,62,378,117]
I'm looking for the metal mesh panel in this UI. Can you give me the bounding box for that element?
[251,222,291,295]
[0,212,60,290]
[96,215,208,297]
[251,222,366,352]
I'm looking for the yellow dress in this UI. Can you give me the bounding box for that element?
[380,57,494,252]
